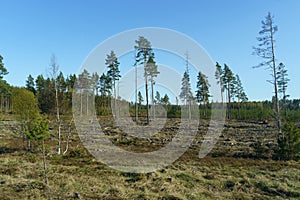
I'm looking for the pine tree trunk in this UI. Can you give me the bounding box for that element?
[80,88,83,116]
[270,20,282,135]
[5,96,8,113]
[0,95,3,113]
[188,99,191,120]
[227,83,231,120]
[151,81,155,119]
[145,75,149,124]
[238,95,241,120]
[221,90,224,104]
[204,102,207,118]
[135,65,138,122]
[86,91,88,115]
[114,80,117,118]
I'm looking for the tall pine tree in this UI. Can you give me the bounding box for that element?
[253,12,281,132]
[196,71,210,117]
[215,62,224,103]
[135,36,153,123]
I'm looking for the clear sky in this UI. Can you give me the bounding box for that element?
[1,0,299,101]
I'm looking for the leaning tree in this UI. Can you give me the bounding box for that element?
[253,12,282,132]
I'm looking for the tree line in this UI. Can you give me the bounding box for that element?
[0,41,298,124]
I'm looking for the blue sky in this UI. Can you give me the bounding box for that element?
[1,0,299,101]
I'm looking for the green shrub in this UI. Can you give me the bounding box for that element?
[275,122,300,161]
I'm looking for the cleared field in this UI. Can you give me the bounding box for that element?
[0,118,299,199]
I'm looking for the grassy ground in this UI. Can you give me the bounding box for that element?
[0,117,299,199]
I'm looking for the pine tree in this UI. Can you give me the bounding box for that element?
[78,69,92,115]
[276,62,290,120]
[179,71,193,119]
[56,71,68,113]
[276,122,300,161]
[66,74,76,93]
[196,71,210,117]
[276,63,289,102]
[234,75,248,118]
[135,36,153,124]
[215,62,224,103]
[0,55,8,79]
[234,75,247,103]
[240,92,248,103]
[26,75,36,95]
[222,64,235,119]
[0,55,11,113]
[106,51,121,117]
[179,71,193,105]
[253,12,281,132]
[98,73,111,97]
[138,91,144,105]
[91,72,99,96]
[137,91,144,117]
[155,91,161,104]
[147,55,160,119]
[161,94,170,109]
[96,72,111,115]
[35,75,46,112]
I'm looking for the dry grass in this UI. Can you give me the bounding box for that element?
[0,117,300,199]
[1,153,300,199]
